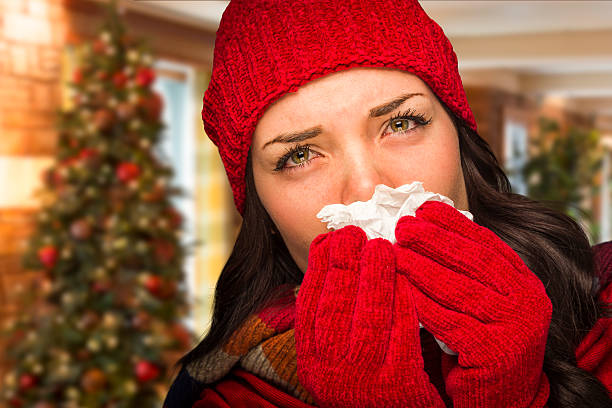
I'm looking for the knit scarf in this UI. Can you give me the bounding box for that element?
[178,241,612,407]
[184,284,316,405]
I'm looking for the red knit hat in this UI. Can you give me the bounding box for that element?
[202,0,477,216]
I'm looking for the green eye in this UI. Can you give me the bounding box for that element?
[390,118,413,133]
[290,148,309,164]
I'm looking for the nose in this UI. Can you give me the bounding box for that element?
[339,141,388,205]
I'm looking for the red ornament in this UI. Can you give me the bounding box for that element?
[116,162,141,183]
[93,109,115,131]
[73,69,83,84]
[93,39,106,54]
[116,102,135,120]
[81,368,108,392]
[78,148,99,161]
[7,329,25,348]
[141,184,164,202]
[60,155,78,168]
[37,245,58,269]
[171,323,191,349]
[164,281,178,299]
[131,310,152,330]
[8,397,23,408]
[112,71,128,88]
[19,373,38,391]
[78,148,100,169]
[153,240,175,264]
[139,92,163,120]
[96,71,108,81]
[42,168,55,187]
[33,402,55,408]
[70,219,92,240]
[121,34,133,46]
[92,279,112,293]
[134,360,160,383]
[143,275,163,297]
[166,207,183,229]
[135,67,155,87]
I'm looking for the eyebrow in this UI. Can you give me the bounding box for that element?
[262,92,424,150]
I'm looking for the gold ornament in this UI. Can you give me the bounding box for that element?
[127,49,139,63]
[128,118,142,130]
[26,331,37,344]
[128,179,140,191]
[101,312,119,329]
[136,241,148,253]
[81,368,107,392]
[55,364,70,380]
[100,31,111,43]
[157,218,169,229]
[4,372,16,388]
[65,386,80,400]
[112,237,128,250]
[139,138,151,149]
[24,353,36,365]
[104,335,118,349]
[61,292,75,306]
[124,379,137,395]
[61,246,73,260]
[86,186,97,198]
[79,108,92,120]
[93,267,107,279]
[86,338,101,352]
[78,310,100,330]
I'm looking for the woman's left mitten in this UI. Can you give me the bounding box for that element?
[394,201,552,408]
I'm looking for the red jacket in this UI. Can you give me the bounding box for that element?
[191,241,612,407]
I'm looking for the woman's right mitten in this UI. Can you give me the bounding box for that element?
[295,225,445,407]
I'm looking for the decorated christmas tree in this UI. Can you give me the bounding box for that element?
[1,2,194,407]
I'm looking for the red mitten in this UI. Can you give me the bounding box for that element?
[295,225,445,407]
[393,201,552,408]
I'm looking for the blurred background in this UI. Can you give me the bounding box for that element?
[0,0,611,406]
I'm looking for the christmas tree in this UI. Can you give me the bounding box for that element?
[1,2,194,407]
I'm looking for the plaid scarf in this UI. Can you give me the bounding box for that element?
[184,284,315,405]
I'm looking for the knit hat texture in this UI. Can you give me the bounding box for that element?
[202,0,477,215]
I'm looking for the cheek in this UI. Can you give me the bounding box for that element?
[382,140,463,200]
[255,172,331,267]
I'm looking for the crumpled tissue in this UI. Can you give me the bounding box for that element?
[316,181,475,356]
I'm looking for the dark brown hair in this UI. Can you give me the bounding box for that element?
[177,101,612,407]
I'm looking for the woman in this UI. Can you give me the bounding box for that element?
[164,0,612,406]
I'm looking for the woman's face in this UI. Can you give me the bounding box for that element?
[251,67,469,273]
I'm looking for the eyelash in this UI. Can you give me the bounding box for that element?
[273,109,432,173]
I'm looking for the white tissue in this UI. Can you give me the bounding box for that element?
[316,181,473,243]
[316,181,474,356]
